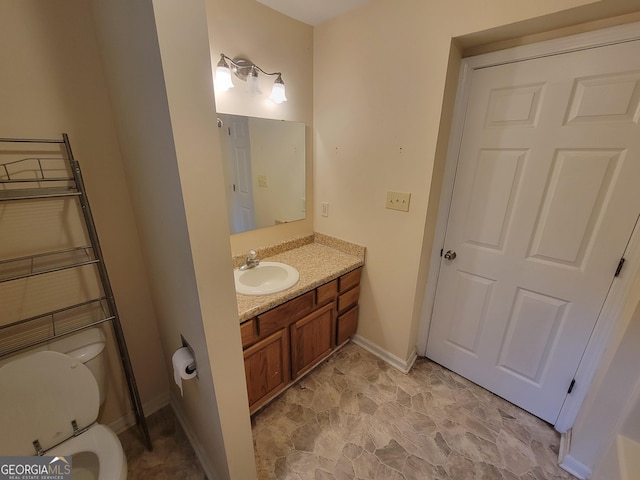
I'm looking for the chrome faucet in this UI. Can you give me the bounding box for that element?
[239,250,260,270]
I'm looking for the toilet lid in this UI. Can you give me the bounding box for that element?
[0,351,99,455]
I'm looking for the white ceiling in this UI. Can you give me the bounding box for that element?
[256,0,371,26]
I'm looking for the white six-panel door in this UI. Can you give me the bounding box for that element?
[426,39,640,424]
[227,114,256,232]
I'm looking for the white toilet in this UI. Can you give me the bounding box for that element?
[0,328,127,480]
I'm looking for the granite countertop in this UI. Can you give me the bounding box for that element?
[235,236,365,322]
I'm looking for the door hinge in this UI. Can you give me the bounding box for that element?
[615,257,626,277]
[567,379,576,394]
[440,248,443,257]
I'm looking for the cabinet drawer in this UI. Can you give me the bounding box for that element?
[258,290,315,337]
[339,268,361,293]
[337,305,359,345]
[240,318,258,348]
[338,285,360,314]
[316,279,338,306]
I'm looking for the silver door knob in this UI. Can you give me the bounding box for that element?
[444,250,457,260]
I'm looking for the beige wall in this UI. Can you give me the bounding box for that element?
[205,0,314,255]
[91,0,256,478]
[0,0,167,425]
[313,0,640,364]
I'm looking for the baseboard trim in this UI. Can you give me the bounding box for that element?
[559,430,592,479]
[352,335,417,373]
[170,395,218,480]
[107,391,171,434]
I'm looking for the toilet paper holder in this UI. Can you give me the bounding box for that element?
[181,335,197,376]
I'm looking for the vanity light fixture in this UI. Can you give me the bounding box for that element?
[214,53,287,103]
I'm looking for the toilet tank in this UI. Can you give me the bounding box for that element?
[47,328,108,405]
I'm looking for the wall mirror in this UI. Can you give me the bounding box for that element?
[218,113,306,234]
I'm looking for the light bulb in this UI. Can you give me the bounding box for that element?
[269,74,287,104]
[247,67,262,96]
[214,56,234,92]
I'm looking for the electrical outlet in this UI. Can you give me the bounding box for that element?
[257,175,268,187]
[386,191,411,212]
[321,202,329,217]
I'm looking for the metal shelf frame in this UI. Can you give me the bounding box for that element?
[0,246,98,283]
[0,298,114,356]
[0,134,152,451]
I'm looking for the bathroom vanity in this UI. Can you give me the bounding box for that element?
[234,235,364,414]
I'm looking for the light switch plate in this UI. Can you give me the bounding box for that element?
[386,191,411,212]
[321,202,329,217]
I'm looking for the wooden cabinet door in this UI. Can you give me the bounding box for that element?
[243,328,290,411]
[290,303,335,379]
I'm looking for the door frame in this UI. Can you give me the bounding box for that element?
[417,20,640,433]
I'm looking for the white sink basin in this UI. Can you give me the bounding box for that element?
[234,262,299,296]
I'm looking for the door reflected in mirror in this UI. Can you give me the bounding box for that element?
[218,113,306,234]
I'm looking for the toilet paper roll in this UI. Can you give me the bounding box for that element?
[172,347,197,396]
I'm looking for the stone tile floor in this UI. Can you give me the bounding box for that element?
[252,342,576,480]
[119,405,206,480]
[119,341,576,479]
